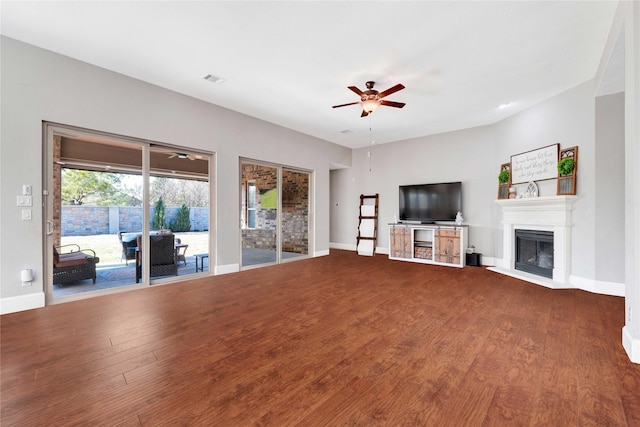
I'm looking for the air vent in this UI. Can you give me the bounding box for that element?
[203,74,226,85]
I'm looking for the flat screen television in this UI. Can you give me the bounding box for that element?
[399,181,462,223]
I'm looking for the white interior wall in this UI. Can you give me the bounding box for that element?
[0,36,351,311]
[621,0,640,363]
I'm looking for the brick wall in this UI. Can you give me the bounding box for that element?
[240,165,309,254]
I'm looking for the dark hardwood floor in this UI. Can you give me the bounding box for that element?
[2,250,639,426]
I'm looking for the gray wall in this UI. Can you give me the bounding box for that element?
[595,92,625,283]
[330,80,626,288]
[493,80,600,281]
[330,124,497,255]
[0,36,351,303]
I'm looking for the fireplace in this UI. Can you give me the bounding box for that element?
[515,229,554,278]
[491,196,577,288]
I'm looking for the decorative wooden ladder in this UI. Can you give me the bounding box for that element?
[356,194,379,256]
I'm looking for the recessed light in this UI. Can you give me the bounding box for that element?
[204,74,226,85]
[340,129,353,134]
[498,102,511,109]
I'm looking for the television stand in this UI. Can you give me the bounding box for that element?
[389,223,468,267]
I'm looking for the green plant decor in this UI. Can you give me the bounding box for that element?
[170,203,191,232]
[558,158,575,176]
[498,170,510,185]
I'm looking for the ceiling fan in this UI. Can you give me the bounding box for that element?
[167,152,196,160]
[332,81,406,117]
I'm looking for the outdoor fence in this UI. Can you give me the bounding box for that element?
[61,206,209,236]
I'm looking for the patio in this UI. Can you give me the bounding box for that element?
[53,253,208,297]
[53,246,306,298]
[54,232,210,297]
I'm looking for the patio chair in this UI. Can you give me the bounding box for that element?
[118,231,140,265]
[135,232,178,283]
[53,244,100,285]
[175,237,189,266]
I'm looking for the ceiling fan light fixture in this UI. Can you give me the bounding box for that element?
[362,99,380,113]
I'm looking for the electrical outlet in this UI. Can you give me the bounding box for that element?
[21,209,32,220]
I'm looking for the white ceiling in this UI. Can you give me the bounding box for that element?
[0,1,619,149]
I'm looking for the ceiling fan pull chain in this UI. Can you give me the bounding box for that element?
[369,114,373,172]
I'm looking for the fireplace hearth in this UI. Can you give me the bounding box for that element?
[515,229,554,278]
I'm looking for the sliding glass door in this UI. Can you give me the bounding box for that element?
[281,169,309,261]
[241,163,278,267]
[44,123,211,303]
[240,160,310,268]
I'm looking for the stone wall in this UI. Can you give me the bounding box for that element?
[61,206,209,236]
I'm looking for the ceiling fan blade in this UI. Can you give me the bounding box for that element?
[361,110,369,117]
[378,83,405,99]
[348,86,364,96]
[380,100,406,108]
[332,101,360,109]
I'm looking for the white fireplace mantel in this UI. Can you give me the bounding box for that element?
[490,195,578,288]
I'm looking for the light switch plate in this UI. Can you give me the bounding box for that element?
[23,185,32,195]
[17,196,32,206]
[22,209,32,220]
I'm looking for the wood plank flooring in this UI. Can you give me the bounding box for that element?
[2,250,639,426]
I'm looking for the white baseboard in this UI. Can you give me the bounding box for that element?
[487,266,570,290]
[570,275,625,297]
[623,326,640,364]
[329,243,387,254]
[314,249,330,257]
[488,267,625,297]
[478,256,497,267]
[215,263,239,275]
[1,292,45,315]
[330,242,356,251]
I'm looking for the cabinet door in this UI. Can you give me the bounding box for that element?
[390,226,411,259]
[390,226,403,258]
[435,230,461,264]
[402,227,411,258]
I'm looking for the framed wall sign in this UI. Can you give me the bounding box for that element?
[510,144,559,184]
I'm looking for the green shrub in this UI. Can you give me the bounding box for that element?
[170,203,191,232]
[152,197,166,230]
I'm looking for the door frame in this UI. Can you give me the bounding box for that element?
[239,158,313,270]
[42,122,215,304]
